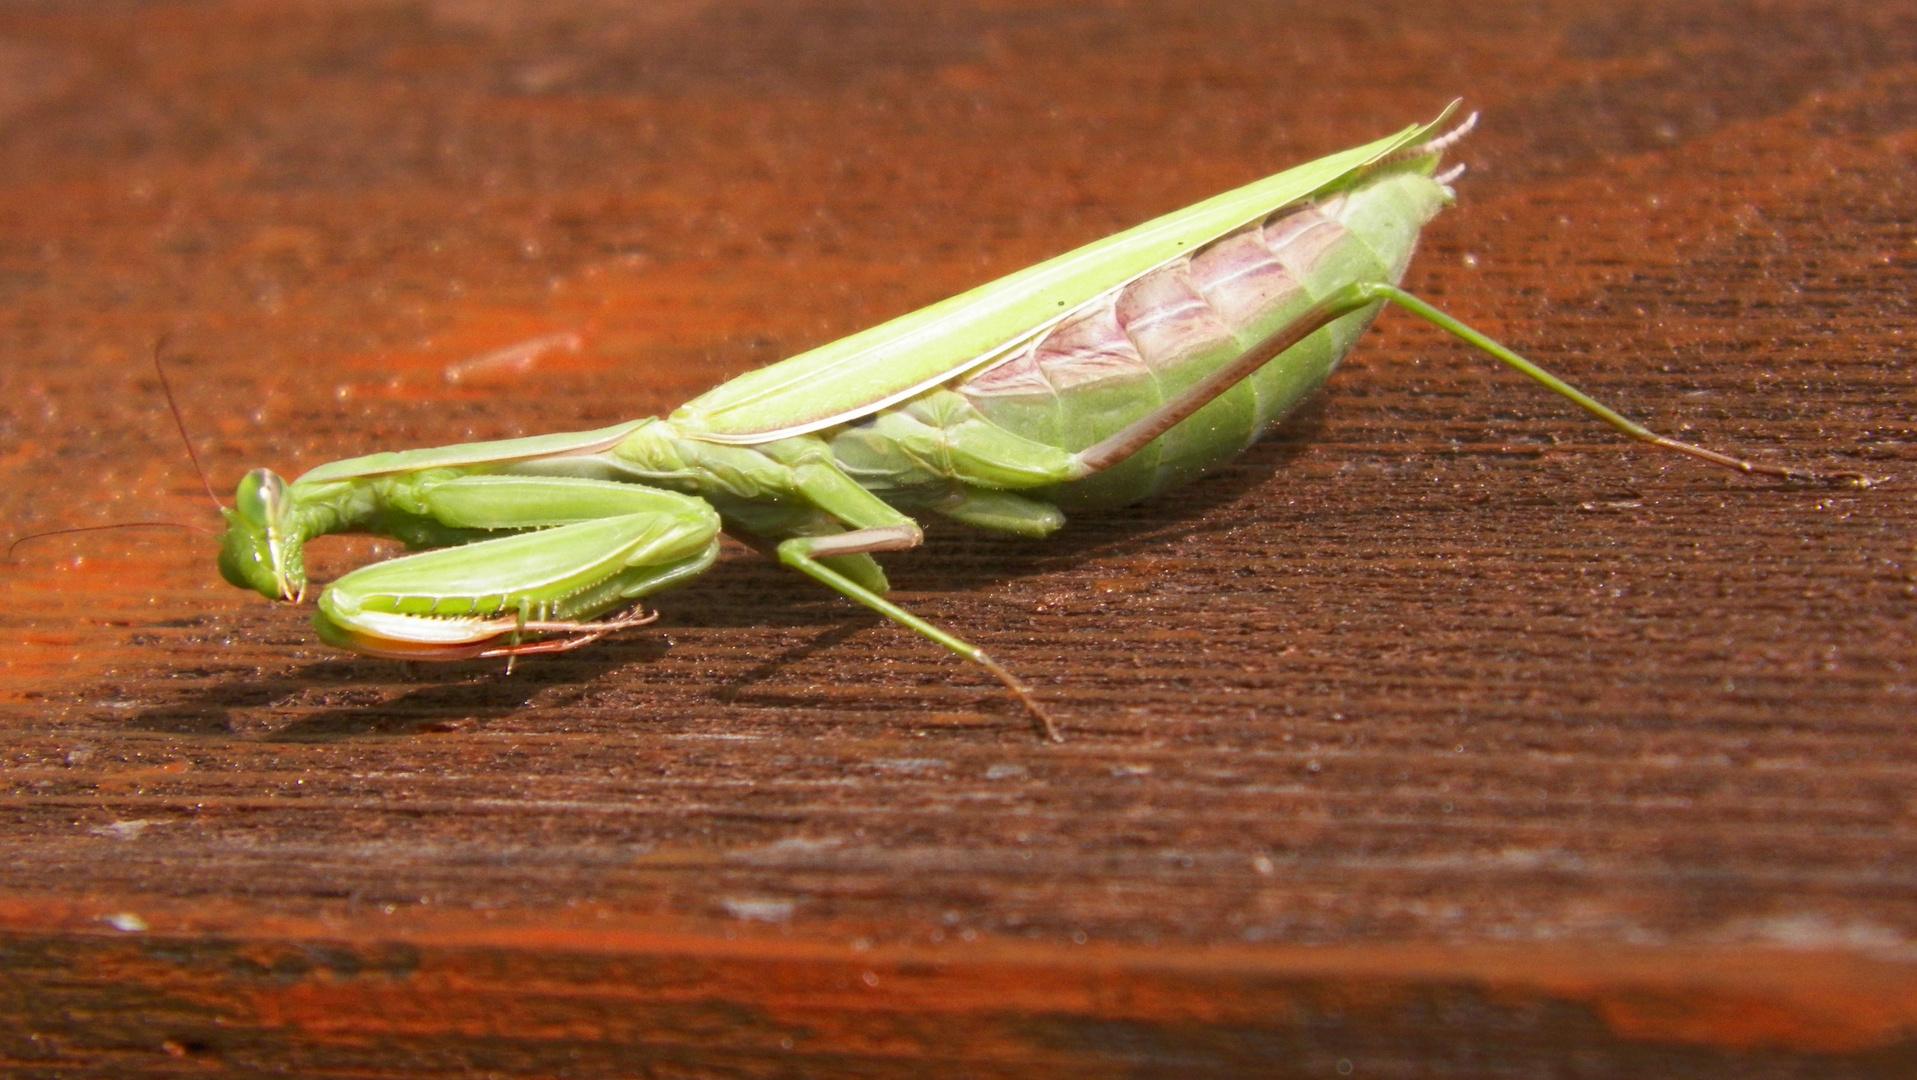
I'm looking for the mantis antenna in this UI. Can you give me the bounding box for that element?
[5,336,225,559]
[152,333,226,514]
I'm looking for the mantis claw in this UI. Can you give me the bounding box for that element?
[478,607,661,661]
[976,651,1062,742]
[1821,470,1877,490]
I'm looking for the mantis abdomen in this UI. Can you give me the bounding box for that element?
[958,170,1450,508]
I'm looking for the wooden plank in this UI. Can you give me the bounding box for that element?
[0,0,1911,1074]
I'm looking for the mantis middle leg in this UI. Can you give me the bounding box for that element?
[761,453,1065,740]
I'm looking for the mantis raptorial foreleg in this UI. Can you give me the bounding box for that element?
[312,478,723,660]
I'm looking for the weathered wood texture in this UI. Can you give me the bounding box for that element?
[1,1,1913,1075]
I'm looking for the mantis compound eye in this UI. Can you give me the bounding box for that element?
[233,468,285,528]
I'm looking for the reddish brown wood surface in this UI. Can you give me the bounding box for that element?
[1,1,1913,1075]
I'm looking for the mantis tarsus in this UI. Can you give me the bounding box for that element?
[213,106,1869,740]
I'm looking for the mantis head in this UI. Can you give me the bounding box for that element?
[218,468,305,602]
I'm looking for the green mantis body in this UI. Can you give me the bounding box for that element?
[218,107,1858,739]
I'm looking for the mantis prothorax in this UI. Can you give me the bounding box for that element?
[213,105,1870,740]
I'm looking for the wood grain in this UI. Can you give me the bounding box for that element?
[0,1,1912,1075]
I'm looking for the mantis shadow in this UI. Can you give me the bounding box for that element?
[126,638,656,741]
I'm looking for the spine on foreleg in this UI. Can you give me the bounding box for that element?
[959,169,1453,509]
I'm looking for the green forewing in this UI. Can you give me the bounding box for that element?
[295,420,648,484]
[672,108,1457,443]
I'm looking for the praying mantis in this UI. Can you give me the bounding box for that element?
[214,105,1867,740]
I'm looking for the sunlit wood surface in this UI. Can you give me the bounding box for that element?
[1,1,1913,1075]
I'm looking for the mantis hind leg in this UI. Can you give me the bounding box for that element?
[1366,285,1873,488]
[1070,281,1872,488]
[315,477,722,661]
